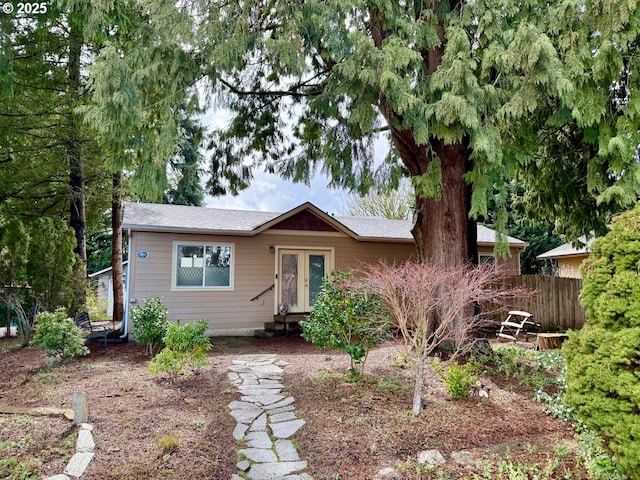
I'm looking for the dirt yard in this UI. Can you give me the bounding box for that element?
[0,334,585,479]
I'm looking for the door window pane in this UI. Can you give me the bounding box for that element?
[308,254,325,306]
[281,253,299,307]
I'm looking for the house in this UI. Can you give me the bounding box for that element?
[537,236,592,278]
[88,261,128,317]
[122,202,527,336]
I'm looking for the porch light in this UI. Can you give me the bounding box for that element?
[269,245,275,254]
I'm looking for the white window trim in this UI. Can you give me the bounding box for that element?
[172,241,235,291]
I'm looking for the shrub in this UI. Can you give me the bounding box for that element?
[563,203,640,477]
[301,270,389,376]
[359,260,521,415]
[149,319,211,378]
[437,360,480,399]
[131,297,169,355]
[31,309,89,362]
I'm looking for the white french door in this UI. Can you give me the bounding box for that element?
[277,249,332,313]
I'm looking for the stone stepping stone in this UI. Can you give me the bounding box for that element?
[230,407,263,423]
[233,423,249,440]
[76,429,95,453]
[242,394,286,406]
[239,447,279,463]
[264,396,295,410]
[451,450,477,465]
[275,439,300,461]
[270,419,305,439]
[270,411,297,423]
[238,354,277,362]
[245,431,273,449]
[259,379,283,385]
[246,461,308,479]
[249,413,267,432]
[238,386,282,396]
[417,449,446,465]
[239,383,283,391]
[229,400,261,410]
[64,452,95,477]
[250,363,284,373]
[269,405,295,415]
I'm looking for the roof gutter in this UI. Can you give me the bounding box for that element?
[121,224,257,236]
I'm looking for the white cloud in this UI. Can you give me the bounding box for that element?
[206,169,350,215]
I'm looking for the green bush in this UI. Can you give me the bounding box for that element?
[436,360,479,399]
[149,319,211,378]
[131,297,169,355]
[301,270,390,375]
[563,203,640,477]
[31,309,89,362]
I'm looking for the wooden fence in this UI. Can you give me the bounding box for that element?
[485,275,586,332]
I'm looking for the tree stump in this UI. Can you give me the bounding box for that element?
[536,333,569,350]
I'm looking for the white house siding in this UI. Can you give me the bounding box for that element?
[127,230,417,335]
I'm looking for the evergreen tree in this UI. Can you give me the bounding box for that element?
[0,2,113,312]
[564,203,640,476]
[164,116,206,207]
[85,0,640,269]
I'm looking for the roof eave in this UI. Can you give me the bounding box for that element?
[122,224,256,236]
[355,236,415,243]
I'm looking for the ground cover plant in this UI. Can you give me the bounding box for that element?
[0,334,623,479]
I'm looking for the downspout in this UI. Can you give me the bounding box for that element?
[120,228,132,338]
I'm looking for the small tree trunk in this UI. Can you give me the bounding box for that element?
[412,347,429,415]
[111,171,124,325]
[5,296,11,338]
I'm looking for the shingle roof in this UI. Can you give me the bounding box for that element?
[123,202,277,234]
[123,201,526,246]
[537,236,592,259]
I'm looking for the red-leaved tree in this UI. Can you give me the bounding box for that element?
[358,261,522,415]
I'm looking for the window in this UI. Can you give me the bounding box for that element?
[479,254,495,265]
[175,243,233,288]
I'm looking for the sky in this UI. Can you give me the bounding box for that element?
[200,109,363,216]
[205,169,352,216]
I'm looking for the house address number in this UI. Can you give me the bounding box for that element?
[136,251,149,259]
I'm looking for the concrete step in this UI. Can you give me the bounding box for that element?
[264,322,286,332]
[273,314,308,323]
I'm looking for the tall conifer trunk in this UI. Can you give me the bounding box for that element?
[111,172,124,325]
[67,20,86,311]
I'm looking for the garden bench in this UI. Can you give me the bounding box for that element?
[497,310,540,342]
[74,312,111,351]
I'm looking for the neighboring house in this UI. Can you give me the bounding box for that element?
[88,261,128,317]
[122,202,527,335]
[537,236,592,278]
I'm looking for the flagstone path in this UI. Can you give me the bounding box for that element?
[227,353,313,480]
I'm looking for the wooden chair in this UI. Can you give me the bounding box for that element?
[74,312,111,351]
[497,310,540,342]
